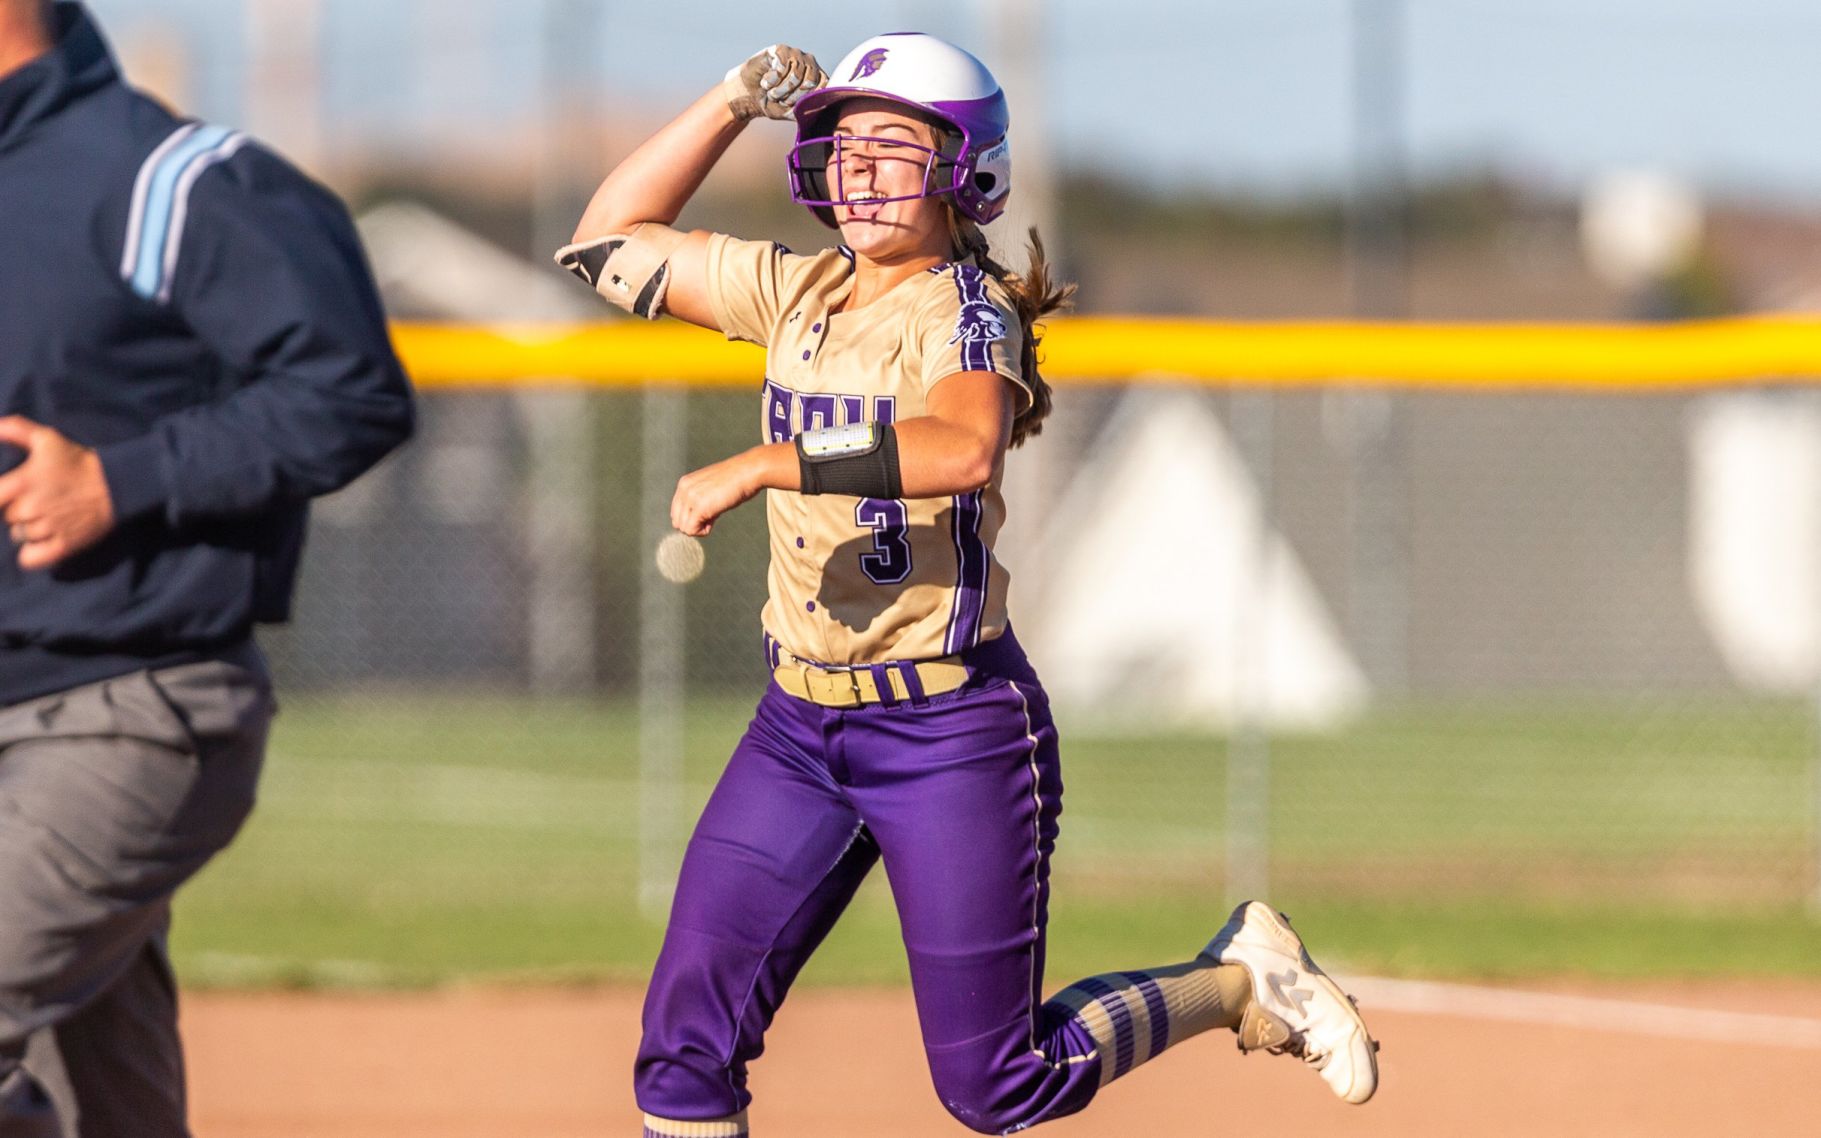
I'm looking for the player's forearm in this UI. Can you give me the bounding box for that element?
[890,415,1003,497]
[748,416,1002,499]
[742,442,801,493]
[573,87,744,241]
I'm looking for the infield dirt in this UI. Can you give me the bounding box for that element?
[186,979,1821,1136]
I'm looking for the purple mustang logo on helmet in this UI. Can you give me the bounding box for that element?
[850,49,888,80]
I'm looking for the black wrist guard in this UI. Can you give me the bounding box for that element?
[796,422,903,499]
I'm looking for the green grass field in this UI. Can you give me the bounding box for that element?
[170,691,1821,989]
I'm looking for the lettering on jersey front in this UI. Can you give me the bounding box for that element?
[797,393,869,435]
[761,380,897,443]
[765,381,793,444]
[761,382,908,585]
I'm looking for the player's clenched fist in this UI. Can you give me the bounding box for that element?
[723,44,826,122]
[671,449,766,537]
[0,415,116,570]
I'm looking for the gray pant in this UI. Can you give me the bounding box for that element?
[0,656,274,1138]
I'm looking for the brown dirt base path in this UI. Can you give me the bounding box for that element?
[185,981,1821,1137]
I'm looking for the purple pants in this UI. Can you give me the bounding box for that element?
[635,634,1103,1134]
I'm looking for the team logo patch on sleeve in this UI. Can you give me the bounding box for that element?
[949,301,1007,347]
[948,265,1007,372]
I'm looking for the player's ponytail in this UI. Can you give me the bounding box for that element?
[948,214,1075,449]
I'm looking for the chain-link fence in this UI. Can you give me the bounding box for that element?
[249,381,1821,931]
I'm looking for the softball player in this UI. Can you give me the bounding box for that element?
[560,33,1378,1136]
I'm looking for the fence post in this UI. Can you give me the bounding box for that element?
[638,385,688,920]
[1813,458,1821,914]
[1226,388,1275,903]
[520,390,597,693]
[1812,688,1821,913]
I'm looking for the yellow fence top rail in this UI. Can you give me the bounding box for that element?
[392,316,1821,391]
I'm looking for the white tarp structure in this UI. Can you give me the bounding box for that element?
[357,200,597,323]
[1687,391,1821,693]
[356,201,601,693]
[1015,389,1368,730]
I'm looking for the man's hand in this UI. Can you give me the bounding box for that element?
[0,416,117,570]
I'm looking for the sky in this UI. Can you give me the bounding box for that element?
[85,0,1821,205]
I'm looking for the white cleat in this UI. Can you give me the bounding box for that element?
[1204,901,1380,1104]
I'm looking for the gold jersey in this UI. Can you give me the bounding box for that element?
[703,233,1030,666]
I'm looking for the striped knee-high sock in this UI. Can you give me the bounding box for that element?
[1044,959,1253,1089]
[642,1112,748,1137]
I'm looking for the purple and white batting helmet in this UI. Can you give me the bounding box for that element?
[788,32,1011,228]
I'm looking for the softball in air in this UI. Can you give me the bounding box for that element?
[655,532,706,584]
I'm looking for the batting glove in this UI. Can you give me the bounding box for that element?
[723,44,826,122]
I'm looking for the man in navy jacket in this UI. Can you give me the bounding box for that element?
[0,2,414,1133]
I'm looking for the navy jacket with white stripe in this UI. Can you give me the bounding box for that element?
[0,3,415,705]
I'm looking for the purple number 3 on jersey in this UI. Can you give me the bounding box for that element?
[855,497,912,584]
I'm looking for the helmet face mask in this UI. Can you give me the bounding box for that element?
[787,130,952,216]
[789,33,1010,229]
